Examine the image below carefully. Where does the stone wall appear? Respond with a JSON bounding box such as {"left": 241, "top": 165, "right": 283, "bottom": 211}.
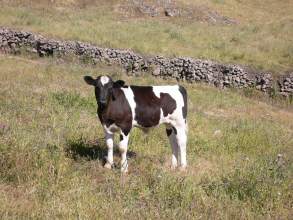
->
{"left": 0, "top": 27, "right": 292, "bottom": 97}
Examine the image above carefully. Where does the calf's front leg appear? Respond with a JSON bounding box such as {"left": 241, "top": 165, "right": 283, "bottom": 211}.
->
{"left": 104, "top": 132, "right": 114, "bottom": 169}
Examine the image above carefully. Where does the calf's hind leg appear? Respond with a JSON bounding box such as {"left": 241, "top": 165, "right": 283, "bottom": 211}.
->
{"left": 119, "top": 132, "right": 129, "bottom": 173}
{"left": 175, "top": 125, "right": 187, "bottom": 170}
{"left": 166, "top": 126, "right": 179, "bottom": 170}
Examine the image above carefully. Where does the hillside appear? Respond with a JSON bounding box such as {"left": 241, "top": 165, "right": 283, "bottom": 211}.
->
{"left": 0, "top": 0, "right": 292, "bottom": 73}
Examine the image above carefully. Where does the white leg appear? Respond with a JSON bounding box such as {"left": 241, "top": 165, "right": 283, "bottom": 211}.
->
{"left": 166, "top": 127, "right": 179, "bottom": 169}
{"left": 175, "top": 126, "right": 187, "bottom": 170}
{"left": 119, "top": 132, "right": 129, "bottom": 173}
{"left": 104, "top": 132, "right": 114, "bottom": 169}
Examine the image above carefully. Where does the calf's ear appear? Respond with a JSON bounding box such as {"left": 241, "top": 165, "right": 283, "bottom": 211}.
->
{"left": 114, "top": 80, "right": 125, "bottom": 88}
{"left": 84, "top": 76, "right": 96, "bottom": 86}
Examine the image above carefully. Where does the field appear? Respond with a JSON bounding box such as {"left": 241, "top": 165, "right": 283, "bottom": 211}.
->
{"left": 0, "top": 55, "right": 292, "bottom": 219}
{"left": 0, "top": 0, "right": 293, "bottom": 219}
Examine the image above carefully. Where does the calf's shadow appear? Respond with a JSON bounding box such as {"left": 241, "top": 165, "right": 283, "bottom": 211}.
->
{"left": 65, "top": 138, "right": 136, "bottom": 165}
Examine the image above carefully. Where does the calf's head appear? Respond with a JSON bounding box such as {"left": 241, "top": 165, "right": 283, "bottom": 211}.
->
{"left": 84, "top": 75, "right": 125, "bottom": 106}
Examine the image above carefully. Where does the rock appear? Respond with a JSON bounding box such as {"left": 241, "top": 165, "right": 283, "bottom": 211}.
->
{"left": 213, "top": 129, "right": 222, "bottom": 137}
{"left": 152, "top": 66, "right": 161, "bottom": 76}
{"left": 276, "top": 153, "right": 286, "bottom": 168}
{"left": 165, "top": 8, "right": 179, "bottom": 17}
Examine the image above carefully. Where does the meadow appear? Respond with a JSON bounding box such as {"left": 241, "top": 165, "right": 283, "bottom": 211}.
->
{"left": 0, "top": 0, "right": 293, "bottom": 219}
{"left": 0, "top": 55, "right": 292, "bottom": 219}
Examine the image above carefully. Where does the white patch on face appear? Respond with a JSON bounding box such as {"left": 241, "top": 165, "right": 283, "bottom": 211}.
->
{"left": 100, "top": 76, "right": 110, "bottom": 85}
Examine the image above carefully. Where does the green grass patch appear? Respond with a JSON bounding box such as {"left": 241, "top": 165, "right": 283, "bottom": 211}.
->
{"left": 51, "top": 91, "right": 95, "bottom": 109}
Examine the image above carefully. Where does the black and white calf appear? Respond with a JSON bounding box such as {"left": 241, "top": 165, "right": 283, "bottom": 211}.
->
{"left": 84, "top": 75, "right": 188, "bottom": 172}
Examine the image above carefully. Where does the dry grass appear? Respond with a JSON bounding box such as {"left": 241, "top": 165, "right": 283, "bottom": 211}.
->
{"left": 0, "top": 54, "right": 292, "bottom": 219}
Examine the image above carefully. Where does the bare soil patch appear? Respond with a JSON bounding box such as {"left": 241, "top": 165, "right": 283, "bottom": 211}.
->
{"left": 116, "top": 0, "right": 238, "bottom": 24}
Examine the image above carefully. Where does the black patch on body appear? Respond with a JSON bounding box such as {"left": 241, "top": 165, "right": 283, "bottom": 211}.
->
{"left": 179, "top": 85, "right": 187, "bottom": 119}
{"left": 160, "top": 92, "right": 176, "bottom": 117}
{"left": 131, "top": 86, "right": 177, "bottom": 128}
{"left": 131, "top": 86, "right": 161, "bottom": 127}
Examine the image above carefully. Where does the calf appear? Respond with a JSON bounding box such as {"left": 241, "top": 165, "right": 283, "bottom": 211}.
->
{"left": 84, "top": 75, "right": 188, "bottom": 172}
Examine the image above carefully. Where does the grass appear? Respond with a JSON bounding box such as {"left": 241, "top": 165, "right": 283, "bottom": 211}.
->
{"left": 0, "top": 54, "right": 292, "bottom": 219}
{"left": 0, "top": 1, "right": 292, "bottom": 218}
{"left": 0, "top": 0, "right": 292, "bottom": 73}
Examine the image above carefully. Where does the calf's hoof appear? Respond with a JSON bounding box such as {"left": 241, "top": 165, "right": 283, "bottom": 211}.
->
{"left": 104, "top": 162, "right": 112, "bottom": 169}
{"left": 121, "top": 168, "right": 128, "bottom": 174}
{"left": 170, "top": 164, "right": 178, "bottom": 170}
{"left": 179, "top": 165, "right": 187, "bottom": 172}
{"left": 121, "top": 164, "right": 128, "bottom": 173}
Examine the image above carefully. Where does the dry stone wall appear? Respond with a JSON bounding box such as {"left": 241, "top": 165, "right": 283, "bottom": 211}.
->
{"left": 0, "top": 27, "right": 292, "bottom": 97}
